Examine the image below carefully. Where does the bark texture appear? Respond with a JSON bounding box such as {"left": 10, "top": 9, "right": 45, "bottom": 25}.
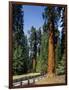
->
{"left": 47, "top": 22, "right": 55, "bottom": 77}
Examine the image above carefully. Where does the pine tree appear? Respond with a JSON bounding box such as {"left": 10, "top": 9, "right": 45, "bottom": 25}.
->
{"left": 12, "top": 4, "right": 29, "bottom": 75}
{"left": 61, "top": 7, "right": 67, "bottom": 75}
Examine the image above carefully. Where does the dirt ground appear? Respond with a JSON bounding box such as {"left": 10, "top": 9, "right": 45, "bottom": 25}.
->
{"left": 35, "top": 75, "right": 65, "bottom": 85}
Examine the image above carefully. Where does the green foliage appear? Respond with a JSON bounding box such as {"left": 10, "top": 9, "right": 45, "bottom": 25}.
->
{"left": 13, "top": 46, "right": 24, "bottom": 75}
{"left": 56, "top": 38, "right": 65, "bottom": 75}
{"left": 29, "top": 26, "right": 37, "bottom": 72}
{"left": 61, "top": 7, "right": 66, "bottom": 58}
{"left": 42, "top": 6, "right": 65, "bottom": 75}
{"left": 36, "top": 31, "right": 48, "bottom": 73}
{"left": 12, "top": 4, "right": 29, "bottom": 75}
{"left": 55, "top": 8, "right": 65, "bottom": 75}
{"left": 12, "top": 5, "right": 65, "bottom": 76}
{"left": 42, "top": 6, "right": 62, "bottom": 28}
{"left": 29, "top": 26, "right": 37, "bottom": 58}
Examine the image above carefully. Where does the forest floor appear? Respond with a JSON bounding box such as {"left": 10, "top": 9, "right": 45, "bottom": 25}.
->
{"left": 35, "top": 75, "right": 65, "bottom": 85}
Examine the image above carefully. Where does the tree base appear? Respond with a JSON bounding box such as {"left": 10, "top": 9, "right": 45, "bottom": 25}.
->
{"left": 46, "top": 73, "right": 56, "bottom": 79}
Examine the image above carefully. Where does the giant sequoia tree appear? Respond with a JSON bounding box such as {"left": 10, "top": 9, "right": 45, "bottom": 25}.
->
{"left": 29, "top": 26, "right": 37, "bottom": 72}
{"left": 42, "top": 6, "right": 62, "bottom": 77}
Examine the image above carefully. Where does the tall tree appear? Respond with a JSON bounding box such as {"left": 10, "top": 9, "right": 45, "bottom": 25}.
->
{"left": 61, "top": 7, "right": 67, "bottom": 74}
{"left": 29, "top": 26, "right": 37, "bottom": 72}
{"left": 37, "top": 28, "right": 41, "bottom": 56}
{"left": 61, "top": 7, "right": 66, "bottom": 58}
{"left": 56, "top": 37, "right": 62, "bottom": 75}
{"left": 42, "top": 6, "right": 62, "bottom": 77}
{"left": 36, "top": 26, "right": 49, "bottom": 73}
{"left": 12, "top": 4, "right": 29, "bottom": 75}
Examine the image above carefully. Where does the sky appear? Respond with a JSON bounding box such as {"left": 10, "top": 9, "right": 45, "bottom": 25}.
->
{"left": 23, "top": 5, "right": 62, "bottom": 39}
{"left": 23, "top": 5, "right": 44, "bottom": 36}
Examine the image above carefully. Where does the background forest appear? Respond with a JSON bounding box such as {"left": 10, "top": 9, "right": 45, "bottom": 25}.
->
{"left": 12, "top": 4, "right": 66, "bottom": 77}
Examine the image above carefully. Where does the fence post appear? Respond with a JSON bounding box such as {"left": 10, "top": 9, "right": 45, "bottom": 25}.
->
{"left": 33, "top": 78, "right": 35, "bottom": 84}
{"left": 28, "top": 79, "right": 29, "bottom": 85}
{"left": 20, "top": 81, "right": 22, "bottom": 86}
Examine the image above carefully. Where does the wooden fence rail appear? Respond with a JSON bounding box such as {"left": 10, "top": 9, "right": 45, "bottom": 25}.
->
{"left": 13, "top": 74, "right": 46, "bottom": 87}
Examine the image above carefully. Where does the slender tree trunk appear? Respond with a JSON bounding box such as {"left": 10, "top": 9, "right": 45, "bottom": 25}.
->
{"left": 32, "top": 58, "right": 36, "bottom": 72}
{"left": 47, "top": 22, "right": 55, "bottom": 77}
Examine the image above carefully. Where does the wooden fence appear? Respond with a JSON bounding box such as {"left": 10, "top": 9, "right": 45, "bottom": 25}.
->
{"left": 13, "top": 73, "right": 46, "bottom": 87}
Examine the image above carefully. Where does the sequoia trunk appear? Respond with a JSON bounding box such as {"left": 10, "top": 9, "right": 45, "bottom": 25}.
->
{"left": 47, "top": 22, "right": 55, "bottom": 77}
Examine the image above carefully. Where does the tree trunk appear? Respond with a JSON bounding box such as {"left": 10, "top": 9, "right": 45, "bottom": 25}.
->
{"left": 32, "top": 58, "right": 36, "bottom": 72}
{"left": 47, "top": 22, "right": 55, "bottom": 77}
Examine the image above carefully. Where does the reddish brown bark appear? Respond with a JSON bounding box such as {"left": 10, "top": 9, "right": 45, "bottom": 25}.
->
{"left": 47, "top": 22, "right": 55, "bottom": 77}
